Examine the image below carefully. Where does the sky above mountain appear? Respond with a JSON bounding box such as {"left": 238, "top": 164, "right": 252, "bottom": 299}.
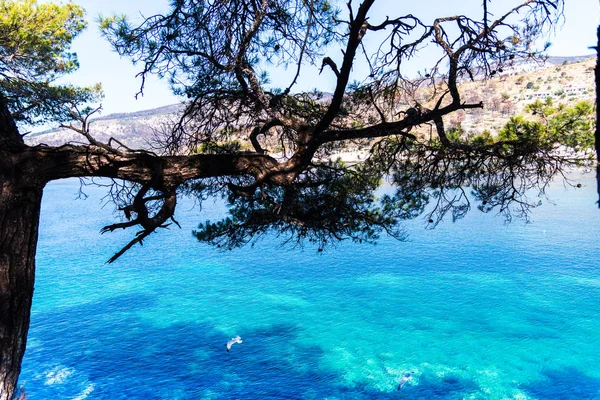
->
{"left": 58, "top": 0, "right": 599, "bottom": 116}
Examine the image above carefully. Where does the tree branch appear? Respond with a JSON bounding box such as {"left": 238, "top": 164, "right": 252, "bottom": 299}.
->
{"left": 320, "top": 102, "right": 483, "bottom": 143}
{"left": 34, "top": 145, "right": 280, "bottom": 186}
{"left": 314, "top": 0, "right": 376, "bottom": 134}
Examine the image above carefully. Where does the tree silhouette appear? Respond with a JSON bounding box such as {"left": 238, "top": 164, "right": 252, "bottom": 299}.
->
{"left": 2, "top": 0, "right": 593, "bottom": 398}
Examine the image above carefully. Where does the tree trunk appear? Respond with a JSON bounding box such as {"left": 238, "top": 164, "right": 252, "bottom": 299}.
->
{"left": 0, "top": 159, "right": 44, "bottom": 399}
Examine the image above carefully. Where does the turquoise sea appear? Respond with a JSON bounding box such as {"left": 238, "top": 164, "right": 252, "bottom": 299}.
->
{"left": 18, "top": 174, "right": 600, "bottom": 399}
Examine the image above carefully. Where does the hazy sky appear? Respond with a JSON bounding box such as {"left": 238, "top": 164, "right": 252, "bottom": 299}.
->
{"left": 60, "top": 0, "right": 599, "bottom": 116}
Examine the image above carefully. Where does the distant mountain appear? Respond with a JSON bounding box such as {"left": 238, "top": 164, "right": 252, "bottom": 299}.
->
{"left": 93, "top": 103, "right": 183, "bottom": 122}
{"left": 26, "top": 56, "right": 596, "bottom": 149}
{"left": 545, "top": 55, "right": 595, "bottom": 65}
{"left": 26, "top": 103, "right": 184, "bottom": 148}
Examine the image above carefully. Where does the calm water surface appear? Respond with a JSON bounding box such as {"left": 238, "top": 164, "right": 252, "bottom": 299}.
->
{"left": 18, "top": 175, "right": 600, "bottom": 399}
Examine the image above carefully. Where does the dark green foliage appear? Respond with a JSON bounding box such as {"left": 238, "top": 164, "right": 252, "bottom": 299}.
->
{"left": 194, "top": 162, "right": 405, "bottom": 250}
{"left": 0, "top": 0, "right": 101, "bottom": 125}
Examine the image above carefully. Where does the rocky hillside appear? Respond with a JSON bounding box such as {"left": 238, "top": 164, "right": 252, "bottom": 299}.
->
{"left": 26, "top": 103, "right": 182, "bottom": 148}
{"left": 446, "top": 56, "right": 596, "bottom": 136}
{"left": 26, "top": 56, "right": 596, "bottom": 149}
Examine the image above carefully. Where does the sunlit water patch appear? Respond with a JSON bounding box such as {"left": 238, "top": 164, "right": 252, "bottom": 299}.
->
{"left": 17, "top": 175, "right": 600, "bottom": 399}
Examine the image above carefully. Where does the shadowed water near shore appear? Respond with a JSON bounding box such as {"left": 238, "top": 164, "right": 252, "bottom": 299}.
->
{"left": 18, "top": 175, "right": 600, "bottom": 399}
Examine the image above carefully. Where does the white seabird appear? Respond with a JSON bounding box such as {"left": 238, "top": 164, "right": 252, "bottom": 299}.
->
{"left": 226, "top": 336, "right": 242, "bottom": 353}
{"left": 397, "top": 372, "right": 413, "bottom": 390}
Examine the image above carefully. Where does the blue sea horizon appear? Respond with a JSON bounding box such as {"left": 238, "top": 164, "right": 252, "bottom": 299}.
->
{"left": 18, "top": 173, "right": 600, "bottom": 399}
